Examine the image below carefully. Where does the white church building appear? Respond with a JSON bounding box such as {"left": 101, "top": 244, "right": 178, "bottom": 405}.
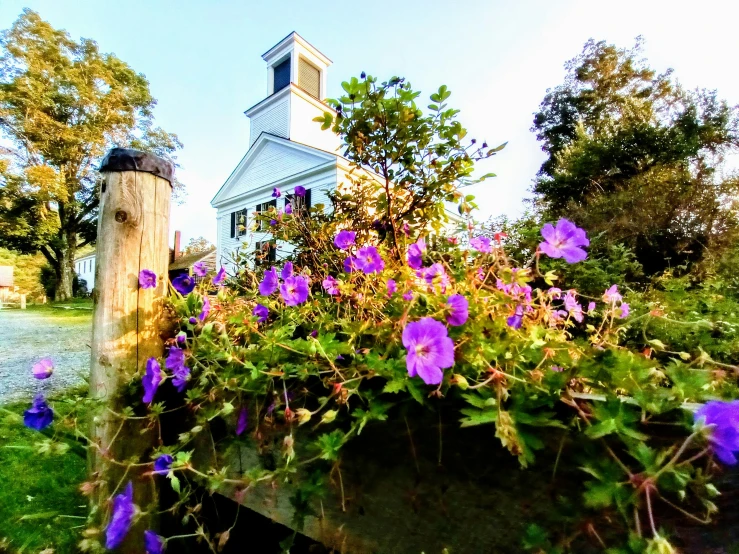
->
{"left": 211, "top": 32, "right": 348, "bottom": 271}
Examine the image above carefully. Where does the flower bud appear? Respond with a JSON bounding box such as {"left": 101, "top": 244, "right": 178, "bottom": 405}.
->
{"left": 321, "top": 410, "right": 338, "bottom": 425}
{"left": 450, "top": 374, "right": 469, "bottom": 389}
{"left": 295, "top": 408, "right": 312, "bottom": 425}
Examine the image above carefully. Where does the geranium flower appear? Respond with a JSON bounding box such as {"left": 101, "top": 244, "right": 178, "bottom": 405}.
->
{"left": 253, "top": 304, "right": 269, "bottom": 322}
{"left": 446, "top": 294, "right": 469, "bottom": 326}
{"left": 294, "top": 186, "right": 306, "bottom": 197}
{"left": 192, "top": 262, "right": 208, "bottom": 277}
{"left": 153, "top": 454, "right": 173, "bottom": 475}
{"left": 402, "top": 318, "right": 455, "bottom": 385}
{"left": 258, "top": 267, "right": 279, "bottom": 296}
{"left": 166, "top": 348, "right": 190, "bottom": 392}
{"left": 387, "top": 279, "right": 397, "bottom": 296}
{"left": 343, "top": 256, "right": 358, "bottom": 273}
{"left": 323, "top": 276, "right": 340, "bottom": 295}
{"left": 281, "top": 262, "right": 294, "bottom": 279}
{"left": 695, "top": 400, "right": 739, "bottom": 465}
{"left": 280, "top": 275, "right": 310, "bottom": 306}
{"left": 176, "top": 332, "right": 187, "bottom": 344}
{"left": 355, "top": 246, "right": 385, "bottom": 274}
{"left": 188, "top": 317, "right": 197, "bottom": 325}
{"left": 269, "top": 219, "right": 277, "bottom": 226}
{"left": 272, "top": 187, "right": 281, "bottom": 198}
{"left": 547, "top": 287, "right": 562, "bottom": 299}
{"left": 212, "top": 266, "right": 226, "bottom": 286}
{"left": 470, "top": 236, "right": 492, "bottom": 253}
{"left": 334, "top": 230, "right": 356, "bottom": 250}
{"left": 418, "top": 263, "right": 451, "bottom": 293}
{"left": 564, "top": 290, "right": 584, "bottom": 323}
{"left": 198, "top": 295, "right": 210, "bottom": 322}
{"left": 285, "top": 203, "right": 293, "bottom": 215}
{"left": 139, "top": 269, "right": 157, "bottom": 289}
{"left": 507, "top": 305, "right": 524, "bottom": 330}
{"left": 619, "top": 303, "right": 630, "bottom": 319}
{"left": 539, "top": 219, "right": 589, "bottom": 263}
{"left": 603, "top": 285, "right": 622, "bottom": 304}
{"left": 142, "top": 358, "right": 163, "bottom": 404}
{"left": 32, "top": 357, "right": 54, "bottom": 380}
{"left": 407, "top": 238, "right": 426, "bottom": 270}
{"left": 403, "top": 290, "right": 414, "bottom": 301}
{"left": 236, "top": 408, "right": 248, "bottom": 436}
{"left": 105, "top": 482, "right": 136, "bottom": 549}
{"left": 23, "top": 394, "right": 53, "bottom": 431}
{"left": 402, "top": 222, "right": 410, "bottom": 236}
{"left": 144, "top": 530, "right": 165, "bottom": 554}
{"left": 172, "top": 274, "right": 195, "bottom": 295}
{"left": 587, "top": 301, "right": 596, "bottom": 313}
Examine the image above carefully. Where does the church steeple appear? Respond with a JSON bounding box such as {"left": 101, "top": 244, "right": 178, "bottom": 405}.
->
{"left": 244, "top": 32, "right": 338, "bottom": 152}
{"left": 262, "top": 32, "right": 331, "bottom": 100}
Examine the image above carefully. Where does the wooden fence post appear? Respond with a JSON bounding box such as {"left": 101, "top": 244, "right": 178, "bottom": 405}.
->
{"left": 90, "top": 148, "right": 173, "bottom": 551}
{"left": 20, "top": 294, "right": 26, "bottom": 310}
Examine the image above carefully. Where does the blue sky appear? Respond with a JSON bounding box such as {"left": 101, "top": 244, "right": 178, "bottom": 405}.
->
{"left": 1, "top": 0, "right": 738, "bottom": 248}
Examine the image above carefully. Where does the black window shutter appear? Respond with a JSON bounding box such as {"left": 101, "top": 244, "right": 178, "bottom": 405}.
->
{"left": 273, "top": 58, "right": 291, "bottom": 93}
{"left": 268, "top": 242, "right": 276, "bottom": 263}
{"left": 269, "top": 199, "right": 277, "bottom": 209}
{"left": 230, "top": 212, "right": 235, "bottom": 238}
{"left": 305, "top": 188, "right": 312, "bottom": 210}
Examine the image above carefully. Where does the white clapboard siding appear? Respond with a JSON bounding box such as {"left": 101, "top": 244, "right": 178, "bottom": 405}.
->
{"left": 249, "top": 94, "right": 289, "bottom": 146}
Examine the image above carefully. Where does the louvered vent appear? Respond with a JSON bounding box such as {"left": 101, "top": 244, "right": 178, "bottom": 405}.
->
{"left": 299, "top": 58, "right": 320, "bottom": 99}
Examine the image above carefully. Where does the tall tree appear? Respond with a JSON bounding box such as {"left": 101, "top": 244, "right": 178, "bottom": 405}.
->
{"left": 0, "top": 10, "right": 182, "bottom": 300}
{"left": 532, "top": 38, "right": 739, "bottom": 275}
{"left": 183, "top": 236, "right": 214, "bottom": 255}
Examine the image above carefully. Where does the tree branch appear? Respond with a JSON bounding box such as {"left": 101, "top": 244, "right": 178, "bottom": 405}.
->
{"left": 39, "top": 245, "right": 58, "bottom": 265}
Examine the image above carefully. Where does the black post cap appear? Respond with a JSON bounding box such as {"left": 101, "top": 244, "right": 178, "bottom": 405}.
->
{"left": 99, "top": 148, "right": 175, "bottom": 184}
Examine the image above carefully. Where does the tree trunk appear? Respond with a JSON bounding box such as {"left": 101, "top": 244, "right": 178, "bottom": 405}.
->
{"left": 53, "top": 237, "right": 77, "bottom": 301}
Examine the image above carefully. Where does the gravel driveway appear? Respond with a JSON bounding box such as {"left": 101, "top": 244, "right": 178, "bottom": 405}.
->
{"left": 0, "top": 309, "right": 92, "bottom": 403}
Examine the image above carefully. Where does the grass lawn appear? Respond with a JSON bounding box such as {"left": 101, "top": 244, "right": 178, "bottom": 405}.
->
{"left": 0, "top": 389, "right": 89, "bottom": 553}
{"left": 24, "top": 298, "right": 93, "bottom": 319}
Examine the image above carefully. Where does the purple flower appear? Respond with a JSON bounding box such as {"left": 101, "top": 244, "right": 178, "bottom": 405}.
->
{"left": 603, "top": 285, "right": 622, "bottom": 304}
{"left": 547, "top": 287, "right": 562, "bottom": 299}
{"left": 253, "top": 303, "right": 269, "bottom": 322}
{"left": 269, "top": 219, "right": 277, "bottom": 226}
{"left": 695, "top": 400, "right": 739, "bottom": 465}
{"left": 285, "top": 203, "right": 293, "bottom": 215}
{"left": 587, "top": 301, "right": 596, "bottom": 313}
{"left": 470, "top": 236, "right": 492, "bottom": 253}
{"left": 166, "top": 347, "right": 190, "bottom": 392}
{"left": 551, "top": 365, "right": 564, "bottom": 372}
{"left": 387, "top": 279, "right": 397, "bottom": 296}
{"left": 172, "top": 274, "right": 195, "bottom": 295}
{"left": 23, "top": 394, "right": 53, "bottom": 431}
{"left": 294, "top": 186, "right": 306, "bottom": 197}
{"left": 418, "top": 263, "right": 451, "bottom": 293}
{"left": 563, "top": 290, "right": 583, "bottom": 323}
{"left": 272, "top": 187, "right": 281, "bottom": 198}
{"left": 192, "top": 262, "right": 208, "bottom": 277}
{"left": 446, "top": 294, "right": 469, "bottom": 326}
{"left": 212, "top": 266, "right": 226, "bottom": 286}
{"left": 323, "top": 276, "right": 340, "bottom": 295}
{"left": 144, "top": 530, "right": 165, "bottom": 554}
{"left": 176, "top": 332, "right": 187, "bottom": 344}
{"left": 259, "top": 267, "right": 279, "bottom": 296}
{"left": 142, "top": 358, "right": 163, "bottom": 404}
{"left": 407, "top": 238, "right": 426, "bottom": 270}
{"left": 139, "top": 269, "right": 157, "bottom": 289}
{"left": 539, "top": 219, "right": 589, "bottom": 263}
{"left": 402, "top": 223, "right": 410, "bottom": 236}
{"left": 280, "top": 275, "right": 310, "bottom": 306}
{"left": 310, "top": 330, "right": 318, "bottom": 338}
{"left": 153, "top": 454, "right": 173, "bottom": 475}
{"left": 507, "top": 305, "right": 524, "bottom": 330}
{"left": 402, "top": 318, "right": 455, "bottom": 385}
{"left": 281, "top": 262, "right": 294, "bottom": 279}
{"left": 236, "top": 408, "right": 248, "bottom": 436}
{"left": 343, "top": 256, "right": 358, "bottom": 273}
{"left": 188, "top": 317, "right": 197, "bottom": 325}
{"left": 619, "top": 303, "right": 630, "bottom": 319}
{"left": 32, "top": 357, "right": 54, "bottom": 380}
{"left": 334, "top": 230, "right": 356, "bottom": 250}
{"left": 105, "top": 482, "right": 136, "bottom": 549}
{"left": 403, "top": 290, "right": 414, "bottom": 301}
{"left": 355, "top": 246, "right": 385, "bottom": 274}
{"left": 198, "top": 295, "right": 210, "bottom": 322}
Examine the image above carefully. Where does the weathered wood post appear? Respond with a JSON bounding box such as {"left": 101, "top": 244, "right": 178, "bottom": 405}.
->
{"left": 20, "top": 294, "right": 26, "bottom": 310}
{"left": 90, "top": 148, "right": 173, "bottom": 551}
